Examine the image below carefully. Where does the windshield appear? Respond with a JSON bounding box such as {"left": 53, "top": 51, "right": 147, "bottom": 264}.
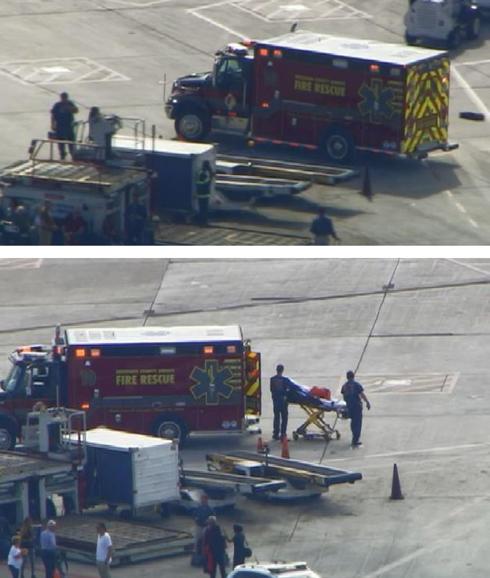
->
{"left": 3, "top": 363, "right": 25, "bottom": 393}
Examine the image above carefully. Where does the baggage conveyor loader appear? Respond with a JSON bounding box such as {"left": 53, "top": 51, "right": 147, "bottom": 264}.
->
{"left": 206, "top": 451, "right": 362, "bottom": 500}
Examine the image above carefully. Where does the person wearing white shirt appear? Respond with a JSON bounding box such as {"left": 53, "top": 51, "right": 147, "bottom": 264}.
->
{"left": 95, "top": 523, "right": 113, "bottom": 578}
{"left": 8, "top": 536, "right": 23, "bottom": 578}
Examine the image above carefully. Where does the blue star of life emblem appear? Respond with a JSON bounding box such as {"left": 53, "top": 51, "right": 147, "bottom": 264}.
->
{"left": 359, "top": 80, "right": 395, "bottom": 123}
{"left": 190, "top": 360, "right": 234, "bottom": 405}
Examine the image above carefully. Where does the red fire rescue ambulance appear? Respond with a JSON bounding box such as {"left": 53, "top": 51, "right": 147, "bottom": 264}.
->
{"left": 0, "top": 325, "right": 261, "bottom": 449}
{"left": 165, "top": 31, "right": 456, "bottom": 162}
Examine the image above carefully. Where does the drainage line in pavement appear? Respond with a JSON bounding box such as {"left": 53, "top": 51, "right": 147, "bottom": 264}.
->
{"left": 319, "top": 259, "right": 400, "bottom": 465}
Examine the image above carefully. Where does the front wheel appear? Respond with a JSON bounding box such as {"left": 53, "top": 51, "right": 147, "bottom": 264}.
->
{"left": 0, "top": 420, "right": 16, "bottom": 450}
{"left": 175, "top": 110, "right": 210, "bottom": 141}
{"left": 322, "top": 129, "right": 355, "bottom": 164}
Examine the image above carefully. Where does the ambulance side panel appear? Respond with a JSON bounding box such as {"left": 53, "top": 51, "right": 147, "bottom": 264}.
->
{"left": 250, "top": 45, "right": 405, "bottom": 153}
{"left": 65, "top": 341, "right": 246, "bottom": 436}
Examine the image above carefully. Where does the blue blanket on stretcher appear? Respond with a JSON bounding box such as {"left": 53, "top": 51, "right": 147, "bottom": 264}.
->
{"left": 287, "top": 379, "right": 347, "bottom": 414}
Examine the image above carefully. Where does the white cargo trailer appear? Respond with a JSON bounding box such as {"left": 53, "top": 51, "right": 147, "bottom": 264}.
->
{"left": 82, "top": 428, "right": 180, "bottom": 511}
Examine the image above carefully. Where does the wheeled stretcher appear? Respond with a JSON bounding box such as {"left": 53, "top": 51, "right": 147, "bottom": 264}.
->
{"left": 287, "top": 380, "right": 348, "bottom": 442}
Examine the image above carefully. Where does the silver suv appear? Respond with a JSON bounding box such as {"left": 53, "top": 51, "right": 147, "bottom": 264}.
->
{"left": 227, "top": 562, "right": 322, "bottom": 578}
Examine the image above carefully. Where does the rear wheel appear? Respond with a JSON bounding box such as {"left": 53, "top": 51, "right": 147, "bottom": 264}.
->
{"left": 154, "top": 415, "right": 188, "bottom": 444}
{"left": 175, "top": 109, "right": 210, "bottom": 141}
{"left": 467, "top": 16, "right": 480, "bottom": 40}
{"left": 447, "top": 28, "right": 463, "bottom": 49}
{"left": 322, "top": 129, "right": 355, "bottom": 164}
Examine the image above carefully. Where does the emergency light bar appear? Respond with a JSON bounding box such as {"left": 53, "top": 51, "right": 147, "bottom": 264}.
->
{"left": 227, "top": 43, "right": 248, "bottom": 56}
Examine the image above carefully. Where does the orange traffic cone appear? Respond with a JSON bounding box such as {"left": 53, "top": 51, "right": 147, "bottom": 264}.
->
{"left": 390, "top": 463, "right": 404, "bottom": 500}
{"left": 360, "top": 166, "right": 373, "bottom": 201}
{"left": 281, "top": 436, "right": 290, "bottom": 459}
{"left": 256, "top": 436, "right": 264, "bottom": 453}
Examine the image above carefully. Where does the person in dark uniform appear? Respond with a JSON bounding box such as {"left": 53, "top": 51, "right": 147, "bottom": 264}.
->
{"left": 270, "top": 364, "right": 293, "bottom": 440}
{"left": 310, "top": 207, "right": 340, "bottom": 245}
{"left": 195, "top": 161, "right": 214, "bottom": 226}
{"left": 228, "top": 524, "right": 249, "bottom": 569}
{"left": 341, "top": 370, "right": 371, "bottom": 447}
{"left": 50, "top": 92, "right": 78, "bottom": 160}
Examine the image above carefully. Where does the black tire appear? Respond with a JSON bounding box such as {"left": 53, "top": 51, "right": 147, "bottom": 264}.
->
{"left": 175, "top": 109, "right": 210, "bottom": 141}
{"left": 467, "top": 16, "right": 480, "bottom": 40}
{"left": 153, "top": 415, "right": 188, "bottom": 443}
{"left": 321, "top": 128, "right": 355, "bottom": 163}
{"left": 405, "top": 33, "right": 416, "bottom": 46}
{"left": 0, "top": 419, "right": 16, "bottom": 450}
{"left": 447, "top": 28, "right": 463, "bottom": 49}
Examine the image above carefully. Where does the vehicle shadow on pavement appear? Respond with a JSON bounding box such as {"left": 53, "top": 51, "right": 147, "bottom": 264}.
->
{"left": 343, "top": 153, "right": 462, "bottom": 200}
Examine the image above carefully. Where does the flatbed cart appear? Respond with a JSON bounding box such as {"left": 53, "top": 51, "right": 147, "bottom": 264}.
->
{"left": 287, "top": 380, "right": 348, "bottom": 442}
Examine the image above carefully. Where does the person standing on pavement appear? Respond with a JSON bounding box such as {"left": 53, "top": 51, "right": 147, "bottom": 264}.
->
{"left": 270, "top": 364, "right": 293, "bottom": 440}
{"left": 40, "top": 520, "right": 57, "bottom": 578}
{"left": 195, "top": 160, "right": 214, "bottom": 227}
{"left": 192, "top": 494, "right": 215, "bottom": 565}
{"left": 310, "top": 207, "right": 340, "bottom": 245}
{"left": 95, "top": 523, "right": 112, "bottom": 578}
{"left": 341, "top": 370, "right": 371, "bottom": 447}
{"left": 8, "top": 536, "right": 24, "bottom": 578}
{"left": 202, "top": 516, "right": 227, "bottom": 578}
{"left": 228, "top": 524, "right": 249, "bottom": 569}
{"left": 50, "top": 92, "right": 78, "bottom": 160}
{"left": 19, "top": 517, "right": 36, "bottom": 578}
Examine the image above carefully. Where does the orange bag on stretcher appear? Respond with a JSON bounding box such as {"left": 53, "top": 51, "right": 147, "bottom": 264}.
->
{"left": 310, "top": 387, "right": 331, "bottom": 400}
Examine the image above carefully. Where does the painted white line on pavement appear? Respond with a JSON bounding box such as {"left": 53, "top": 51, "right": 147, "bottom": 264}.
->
{"left": 452, "top": 64, "right": 490, "bottom": 122}
{"left": 445, "top": 258, "right": 490, "bottom": 276}
{"left": 443, "top": 189, "right": 478, "bottom": 229}
{"left": 454, "top": 201, "right": 467, "bottom": 213}
{"left": 188, "top": 1, "right": 247, "bottom": 39}
{"left": 325, "top": 441, "right": 490, "bottom": 463}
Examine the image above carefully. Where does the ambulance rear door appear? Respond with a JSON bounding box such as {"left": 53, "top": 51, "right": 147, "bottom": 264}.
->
{"left": 401, "top": 54, "right": 450, "bottom": 156}
{"left": 244, "top": 350, "right": 261, "bottom": 416}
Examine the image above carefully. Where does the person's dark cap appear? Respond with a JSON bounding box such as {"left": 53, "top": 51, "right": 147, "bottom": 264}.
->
{"left": 346, "top": 370, "right": 355, "bottom": 379}
{"left": 60, "top": 92, "right": 68, "bottom": 98}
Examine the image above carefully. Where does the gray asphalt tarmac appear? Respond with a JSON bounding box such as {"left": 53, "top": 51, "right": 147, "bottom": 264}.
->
{"left": 1, "top": 258, "right": 490, "bottom": 577}
{"left": 1, "top": 1, "right": 490, "bottom": 243}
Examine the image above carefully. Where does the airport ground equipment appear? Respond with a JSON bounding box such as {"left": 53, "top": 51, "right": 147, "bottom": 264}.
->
{"left": 0, "top": 138, "right": 150, "bottom": 239}
{"left": 216, "top": 155, "right": 358, "bottom": 186}
{"left": 405, "top": 0, "right": 481, "bottom": 48}
{"left": 207, "top": 451, "right": 362, "bottom": 499}
{"left": 55, "top": 516, "right": 193, "bottom": 565}
{"left": 166, "top": 32, "right": 457, "bottom": 161}
{"left": 111, "top": 134, "right": 217, "bottom": 214}
{"left": 79, "top": 428, "right": 180, "bottom": 513}
{"left": 0, "top": 325, "right": 261, "bottom": 449}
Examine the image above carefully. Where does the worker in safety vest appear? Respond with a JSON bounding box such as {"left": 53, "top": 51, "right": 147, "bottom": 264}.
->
{"left": 195, "top": 160, "right": 214, "bottom": 226}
